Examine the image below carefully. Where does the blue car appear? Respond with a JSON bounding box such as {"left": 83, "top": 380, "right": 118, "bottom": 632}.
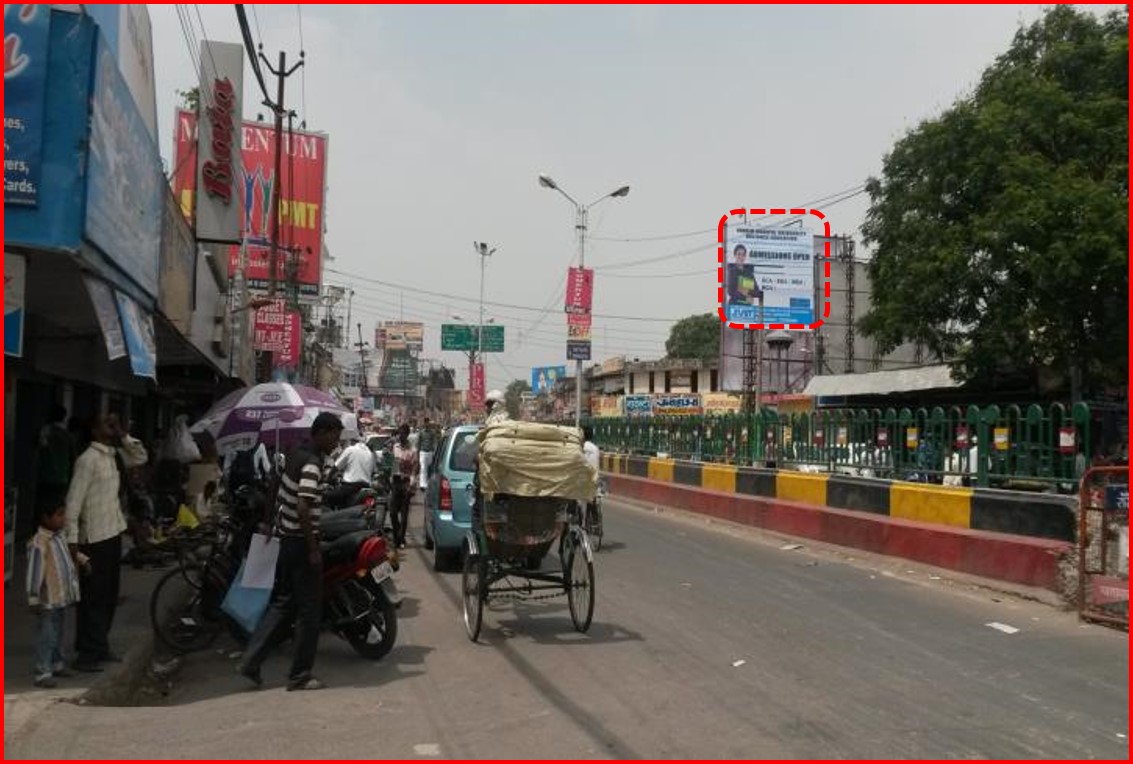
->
{"left": 423, "top": 425, "right": 482, "bottom": 571}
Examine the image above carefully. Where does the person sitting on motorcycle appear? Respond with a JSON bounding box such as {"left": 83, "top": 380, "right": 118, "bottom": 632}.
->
{"left": 485, "top": 389, "right": 510, "bottom": 426}
{"left": 326, "top": 434, "right": 375, "bottom": 509}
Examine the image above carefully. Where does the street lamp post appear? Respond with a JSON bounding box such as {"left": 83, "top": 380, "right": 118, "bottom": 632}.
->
{"left": 537, "top": 174, "right": 630, "bottom": 429}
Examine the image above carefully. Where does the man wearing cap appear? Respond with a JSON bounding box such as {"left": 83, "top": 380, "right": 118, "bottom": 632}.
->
{"left": 238, "top": 411, "right": 343, "bottom": 692}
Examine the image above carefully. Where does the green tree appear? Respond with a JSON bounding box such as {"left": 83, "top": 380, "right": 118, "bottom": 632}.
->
{"left": 859, "top": 6, "right": 1128, "bottom": 400}
{"left": 665, "top": 313, "right": 721, "bottom": 361}
{"left": 177, "top": 86, "right": 199, "bottom": 112}
{"left": 505, "top": 379, "right": 531, "bottom": 419}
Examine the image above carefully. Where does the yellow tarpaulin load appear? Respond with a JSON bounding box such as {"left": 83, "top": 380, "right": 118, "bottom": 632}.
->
{"left": 476, "top": 421, "right": 597, "bottom": 502}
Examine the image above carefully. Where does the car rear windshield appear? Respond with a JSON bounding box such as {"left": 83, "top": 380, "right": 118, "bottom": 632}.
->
{"left": 448, "top": 431, "right": 479, "bottom": 473}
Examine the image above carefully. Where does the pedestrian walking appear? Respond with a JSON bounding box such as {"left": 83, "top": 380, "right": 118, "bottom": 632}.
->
{"left": 417, "top": 417, "right": 438, "bottom": 490}
{"left": 390, "top": 424, "right": 419, "bottom": 549}
{"left": 27, "top": 498, "right": 87, "bottom": 687}
{"left": 237, "top": 412, "right": 344, "bottom": 692}
{"left": 64, "top": 413, "right": 129, "bottom": 672}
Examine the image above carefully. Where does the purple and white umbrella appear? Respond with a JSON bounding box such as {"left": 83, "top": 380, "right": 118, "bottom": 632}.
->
{"left": 191, "top": 382, "right": 357, "bottom": 456}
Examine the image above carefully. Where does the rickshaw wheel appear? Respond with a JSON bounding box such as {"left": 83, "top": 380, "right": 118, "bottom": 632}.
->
{"left": 462, "top": 549, "right": 485, "bottom": 642}
{"left": 564, "top": 528, "right": 595, "bottom": 633}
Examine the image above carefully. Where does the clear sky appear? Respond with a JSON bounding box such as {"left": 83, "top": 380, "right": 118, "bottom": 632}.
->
{"left": 150, "top": 4, "right": 1120, "bottom": 391}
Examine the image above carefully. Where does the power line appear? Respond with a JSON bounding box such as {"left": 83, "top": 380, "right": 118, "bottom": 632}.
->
{"left": 588, "top": 184, "right": 868, "bottom": 245}
{"left": 323, "top": 267, "right": 679, "bottom": 323}
{"left": 234, "top": 5, "right": 272, "bottom": 105}
{"left": 296, "top": 4, "right": 308, "bottom": 126}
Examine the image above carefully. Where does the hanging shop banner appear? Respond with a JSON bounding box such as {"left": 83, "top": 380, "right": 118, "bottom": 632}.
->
{"left": 4, "top": 252, "right": 27, "bottom": 357}
{"left": 195, "top": 40, "right": 244, "bottom": 244}
{"left": 172, "top": 109, "right": 329, "bottom": 298}
{"left": 653, "top": 394, "right": 702, "bottom": 417}
{"left": 468, "top": 362, "right": 485, "bottom": 409}
{"left": 253, "top": 299, "right": 302, "bottom": 366}
{"left": 565, "top": 267, "right": 594, "bottom": 314}
{"left": 84, "top": 276, "right": 127, "bottom": 360}
{"left": 567, "top": 312, "right": 592, "bottom": 341}
{"left": 531, "top": 366, "right": 566, "bottom": 394}
{"left": 114, "top": 291, "right": 157, "bottom": 379}
{"left": 3, "top": 5, "right": 51, "bottom": 206}
{"left": 625, "top": 394, "right": 653, "bottom": 417}
{"left": 566, "top": 340, "right": 591, "bottom": 361}
{"left": 87, "top": 37, "right": 163, "bottom": 299}
{"left": 724, "top": 224, "right": 814, "bottom": 326}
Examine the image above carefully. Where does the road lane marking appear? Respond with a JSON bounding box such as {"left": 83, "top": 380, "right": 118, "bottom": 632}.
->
{"left": 986, "top": 622, "right": 1020, "bottom": 634}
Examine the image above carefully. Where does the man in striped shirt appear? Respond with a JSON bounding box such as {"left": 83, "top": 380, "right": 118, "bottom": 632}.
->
{"left": 238, "top": 412, "right": 343, "bottom": 691}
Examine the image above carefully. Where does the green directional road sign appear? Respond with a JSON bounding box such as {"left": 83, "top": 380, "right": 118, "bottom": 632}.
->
{"left": 441, "top": 323, "right": 504, "bottom": 352}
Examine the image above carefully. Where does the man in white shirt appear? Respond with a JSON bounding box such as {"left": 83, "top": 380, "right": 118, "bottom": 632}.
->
{"left": 327, "top": 436, "right": 375, "bottom": 507}
{"left": 65, "top": 413, "right": 128, "bottom": 671}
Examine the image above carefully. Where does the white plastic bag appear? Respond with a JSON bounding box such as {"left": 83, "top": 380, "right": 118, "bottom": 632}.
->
{"left": 164, "top": 415, "right": 201, "bottom": 463}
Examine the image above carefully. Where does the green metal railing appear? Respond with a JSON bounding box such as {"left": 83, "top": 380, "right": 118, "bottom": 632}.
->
{"left": 585, "top": 403, "right": 1093, "bottom": 490}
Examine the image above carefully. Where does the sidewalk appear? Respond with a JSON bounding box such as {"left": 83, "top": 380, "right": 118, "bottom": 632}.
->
{"left": 4, "top": 550, "right": 164, "bottom": 745}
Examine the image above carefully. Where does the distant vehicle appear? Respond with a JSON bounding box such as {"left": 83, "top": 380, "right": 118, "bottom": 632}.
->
{"left": 423, "top": 424, "right": 482, "bottom": 571}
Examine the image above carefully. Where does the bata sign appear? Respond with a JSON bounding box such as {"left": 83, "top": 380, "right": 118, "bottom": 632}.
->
{"left": 201, "top": 77, "right": 236, "bottom": 204}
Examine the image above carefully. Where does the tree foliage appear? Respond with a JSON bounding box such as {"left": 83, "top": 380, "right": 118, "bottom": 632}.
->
{"left": 859, "top": 6, "right": 1128, "bottom": 398}
{"left": 505, "top": 379, "right": 531, "bottom": 419}
{"left": 665, "top": 313, "right": 721, "bottom": 361}
{"left": 177, "top": 86, "right": 199, "bottom": 112}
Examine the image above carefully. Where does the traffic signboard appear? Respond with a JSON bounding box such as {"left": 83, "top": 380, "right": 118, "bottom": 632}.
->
{"left": 441, "top": 323, "right": 504, "bottom": 352}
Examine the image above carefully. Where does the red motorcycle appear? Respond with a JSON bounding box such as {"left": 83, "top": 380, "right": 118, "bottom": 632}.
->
{"left": 316, "top": 510, "right": 400, "bottom": 659}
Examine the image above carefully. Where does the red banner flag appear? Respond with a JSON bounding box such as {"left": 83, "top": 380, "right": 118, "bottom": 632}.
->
{"left": 468, "top": 363, "right": 485, "bottom": 410}
{"left": 565, "top": 267, "right": 594, "bottom": 314}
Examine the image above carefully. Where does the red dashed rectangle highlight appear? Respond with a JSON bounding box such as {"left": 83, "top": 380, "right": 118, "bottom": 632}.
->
{"left": 716, "top": 208, "right": 831, "bottom": 331}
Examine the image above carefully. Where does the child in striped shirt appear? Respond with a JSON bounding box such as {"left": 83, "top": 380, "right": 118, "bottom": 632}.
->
{"left": 26, "top": 501, "right": 88, "bottom": 688}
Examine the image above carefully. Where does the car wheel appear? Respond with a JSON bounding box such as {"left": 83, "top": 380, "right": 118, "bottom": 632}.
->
{"left": 423, "top": 515, "right": 435, "bottom": 551}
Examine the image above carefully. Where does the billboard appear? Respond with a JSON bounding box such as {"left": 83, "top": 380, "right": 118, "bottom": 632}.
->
{"left": 653, "top": 394, "right": 702, "bottom": 417}
{"left": 80, "top": 4, "right": 158, "bottom": 142}
{"left": 87, "top": 36, "right": 164, "bottom": 299}
{"left": 195, "top": 41, "right": 243, "bottom": 244}
{"left": 565, "top": 267, "right": 594, "bottom": 314}
{"left": 172, "top": 109, "right": 329, "bottom": 298}
{"left": 468, "top": 362, "right": 485, "bottom": 409}
{"left": 625, "top": 394, "right": 653, "bottom": 417}
{"left": 115, "top": 291, "right": 157, "bottom": 379}
{"left": 3, "top": 5, "right": 50, "bottom": 206}
{"left": 724, "top": 225, "right": 814, "bottom": 326}
{"left": 703, "top": 392, "right": 742, "bottom": 414}
{"left": 253, "top": 299, "right": 302, "bottom": 367}
{"left": 567, "top": 312, "right": 592, "bottom": 341}
{"left": 531, "top": 365, "right": 567, "bottom": 394}
{"left": 441, "top": 323, "right": 504, "bottom": 352}
{"left": 377, "top": 321, "right": 424, "bottom": 352}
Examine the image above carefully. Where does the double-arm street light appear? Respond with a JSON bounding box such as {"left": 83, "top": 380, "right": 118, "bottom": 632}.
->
{"left": 537, "top": 174, "right": 630, "bottom": 429}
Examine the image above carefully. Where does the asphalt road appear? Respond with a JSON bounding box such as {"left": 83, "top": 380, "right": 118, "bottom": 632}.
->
{"left": 7, "top": 497, "right": 1128, "bottom": 759}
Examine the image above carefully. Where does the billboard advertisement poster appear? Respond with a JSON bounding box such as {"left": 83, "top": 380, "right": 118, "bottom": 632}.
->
{"left": 5, "top": 252, "right": 27, "bottom": 357}
{"left": 114, "top": 291, "right": 157, "bottom": 379}
{"left": 87, "top": 38, "right": 164, "bottom": 299}
{"left": 377, "top": 321, "right": 424, "bottom": 352}
{"left": 653, "top": 394, "right": 702, "bottom": 417}
{"left": 595, "top": 396, "right": 623, "bottom": 418}
{"left": 81, "top": 5, "right": 158, "bottom": 142}
{"left": 84, "top": 277, "right": 127, "bottom": 361}
{"left": 531, "top": 365, "right": 566, "bottom": 394}
{"left": 625, "top": 394, "right": 653, "bottom": 417}
{"left": 195, "top": 40, "right": 243, "bottom": 244}
{"left": 724, "top": 225, "right": 813, "bottom": 326}
{"left": 468, "top": 363, "right": 485, "bottom": 409}
{"left": 567, "top": 312, "right": 592, "bottom": 341}
{"left": 253, "top": 299, "right": 301, "bottom": 366}
{"left": 566, "top": 340, "right": 591, "bottom": 361}
{"left": 3, "top": 5, "right": 50, "bottom": 206}
{"left": 702, "top": 392, "right": 742, "bottom": 414}
{"left": 565, "top": 267, "right": 594, "bottom": 314}
{"left": 172, "top": 110, "right": 328, "bottom": 298}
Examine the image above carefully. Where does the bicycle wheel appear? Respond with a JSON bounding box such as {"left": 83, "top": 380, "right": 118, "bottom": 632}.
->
{"left": 462, "top": 548, "right": 485, "bottom": 642}
{"left": 149, "top": 565, "right": 224, "bottom": 654}
{"left": 587, "top": 503, "right": 604, "bottom": 553}
{"left": 564, "top": 528, "right": 595, "bottom": 633}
